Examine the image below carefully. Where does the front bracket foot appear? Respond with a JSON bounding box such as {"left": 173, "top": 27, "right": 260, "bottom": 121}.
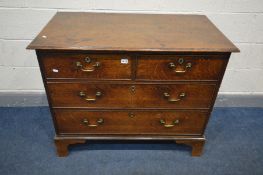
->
{"left": 54, "top": 138, "right": 86, "bottom": 157}
{"left": 176, "top": 139, "right": 205, "bottom": 156}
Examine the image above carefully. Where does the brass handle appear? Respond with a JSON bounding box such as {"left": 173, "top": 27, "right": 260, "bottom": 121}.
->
{"left": 82, "top": 118, "right": 104, "bottom": 127}
{"left": 168, "top": 62, "right": 192, "bottom": 73}
{"left": 79, "top": 91, "right": 102, "bottom": 102}
{"left": 160, "top": 119, "right": 179, "bottom": 128}
{"left": 163, "top": 92, "right": 186, "bottom": 102}
{"left": 76, "top": 61, "right": 100, "bottom": 72}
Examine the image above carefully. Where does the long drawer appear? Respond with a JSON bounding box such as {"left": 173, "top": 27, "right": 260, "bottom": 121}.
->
{"left": 47, "top": 83, "right": 216, "bottom": 109}
{"left": 54, "top": 110, "right": 209, "bottom": 135}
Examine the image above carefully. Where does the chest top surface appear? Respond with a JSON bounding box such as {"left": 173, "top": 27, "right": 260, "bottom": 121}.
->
{"left": 27, "top": 12, "right": 239, "bottom": 53}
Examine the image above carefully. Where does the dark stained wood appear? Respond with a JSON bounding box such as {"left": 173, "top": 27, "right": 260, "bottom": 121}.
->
{"left": 54, "top": 110, "right": 208, "bottom": 135}
{"left": 27, "top": 12, "right": 239, "bottom": 53}
{"left": 40, "top": 53, "right": 132, "bottom": 80}
{"left": 46, "top": 82, "right": 216, "bottom": 109}
{"left": 47, "top": 83, "right": 132, "bottom": 108}
{"left": 176, "top": 139, "right": 205, "bottom": 156}
{"left": 54, "top": 138, "right": 86, "bottom": 157}
{"left": 202, "top": 54, "right": 230, "bottom": 133}
{"left": 136, "top": 54, "right": 229, "bottom": 81}
{"left": 53, "top": 135, "right": 205, "bottom": 156}
{"left": 28, "top": 12, "right": 239, "bottom": 157}
{"left": 55, "top": 135, "right": 204, "bottom": 140}
{"left": 132, "top": 84, "right": 216, "bottom": 108}
{"left": 36, "top": 51, "right": 60, "bottom": 134}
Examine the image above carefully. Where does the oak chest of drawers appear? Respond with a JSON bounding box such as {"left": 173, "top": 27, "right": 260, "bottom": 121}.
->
{"left": 27, "top": 12, "right": 239, "bottom": 157}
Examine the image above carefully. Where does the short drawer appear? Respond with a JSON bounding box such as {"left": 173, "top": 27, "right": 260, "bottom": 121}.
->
{"left": 47, "top": 83, "right": 216, "bottom": 109}
{"left": 54, "top": 110, "right": 209, "bottom": 135}
{"left": 40, "top": 53, "right": 132, "bottom": 80}
{"left": 136, "top": 55, "right": 228, "bottom": 81}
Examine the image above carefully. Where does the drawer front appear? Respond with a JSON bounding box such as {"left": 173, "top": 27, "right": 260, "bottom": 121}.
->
{"left": 47, "top": 83, "right": 132, "bottom": 108}
{"left": 47, "top": 83, "right": 215, "bottom": 109}
{"left": 136, "top": 55, "right": 228, "bottom": 81}
{"left": 40, "top": 53, "right": 132, "bottom": 80}
{"left": 54, "top": 110, "right": 208, "bottom": 135}
{"left": 133, "top": 84, "right": 216, "bottom": 108}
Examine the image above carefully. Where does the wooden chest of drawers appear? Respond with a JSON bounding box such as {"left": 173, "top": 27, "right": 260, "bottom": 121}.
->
{"left": 27, "top": 12, "right": 239, "bottom": 157}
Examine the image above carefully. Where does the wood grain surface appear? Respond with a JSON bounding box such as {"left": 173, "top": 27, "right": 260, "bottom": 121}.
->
{"left": 27, "top": 12, "right": 239, "bottom": 52}
{"left": 136, "top": 54, "right": 229, "bottom": 81}
{"left": 29, "top": 12, "right": 238, "bottom": 156}
{"left": 54, "top": 110, "right": 209, "bottom": 135}
{"left": 46, "top": 82, "right": 216, "bottom": 109}
{"left": 40, "top": 53, "right": 132, "bottom": 80}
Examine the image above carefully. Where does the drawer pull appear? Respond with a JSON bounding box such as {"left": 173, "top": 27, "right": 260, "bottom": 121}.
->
{"left": 82, "top": 118, "right": 104, "bottom": 127}
{"left": 160, "top": 119, "right": 180, "bottom": 128}
{"left": 79, "top": 91, "right": 102, "bottom": 102}
{"left": 76, "top": 61, "right": 100, "bottom": 72}
{"left": 168, "top": 62, "right": 192, "bottom": 73}
{"left": 163, "top": 92, "right": 186, "bottom": 102}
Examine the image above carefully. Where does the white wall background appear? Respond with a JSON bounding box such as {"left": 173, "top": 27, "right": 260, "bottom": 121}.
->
{"left": 0, "top": 0, "right": 263, "bottom": 95}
